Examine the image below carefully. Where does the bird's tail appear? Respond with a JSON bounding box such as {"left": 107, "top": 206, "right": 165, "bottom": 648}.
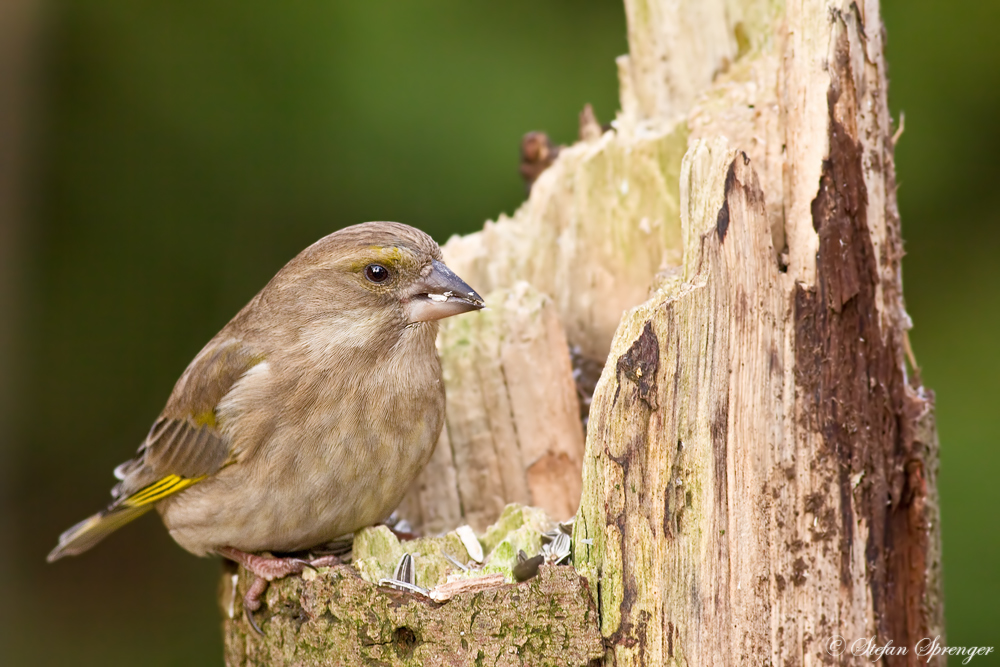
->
{"left": 47, "top": 505, "right": 153, "bottom": 562}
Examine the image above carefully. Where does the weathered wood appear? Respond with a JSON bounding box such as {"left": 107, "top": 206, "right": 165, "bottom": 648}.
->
{"left": 399, "top": 283, "right": 586, "bottom": 535}
{"left": 440, "top": 119, "right": 688, "bottom": 365}
{"left": 576, "top": 138, "right": 942, "bottom": 664}
{"left": 575, "top": 143, "right": 798, "bottom": 664}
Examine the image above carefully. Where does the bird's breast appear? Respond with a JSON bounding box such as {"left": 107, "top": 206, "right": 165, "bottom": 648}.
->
{"left": 162, "top": 327, "right": 446, "bottom": 555}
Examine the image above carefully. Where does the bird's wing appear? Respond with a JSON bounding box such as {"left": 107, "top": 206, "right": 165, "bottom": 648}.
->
{"left": 47, "top": 337, "right": 266, "bottom": 561}
{"left": 110, "top": 337, "right": 266, "bottom": 500}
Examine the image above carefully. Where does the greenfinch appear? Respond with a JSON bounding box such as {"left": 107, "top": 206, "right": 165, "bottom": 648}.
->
{"left": 48, "top": 221, "right": 483, "bottom": 618}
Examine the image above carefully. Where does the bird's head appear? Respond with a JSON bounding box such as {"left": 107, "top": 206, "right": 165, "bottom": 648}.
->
{"left": 259, "top": 222, "right": 484, "bottom": 348}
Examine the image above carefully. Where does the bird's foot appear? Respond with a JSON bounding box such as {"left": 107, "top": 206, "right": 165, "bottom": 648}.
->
{"left": 218, "top": 547, "right": 341, "bottom": 635}
{"left": 218, "top": 546, "right": 314, "bottom": 582}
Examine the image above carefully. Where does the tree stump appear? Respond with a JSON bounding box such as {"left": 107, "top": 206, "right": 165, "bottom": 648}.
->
{"left": 222, "top": 0, "right": 944, "bottom": 664}
{"left": 222, "top": 564, "right": 603, "bottom": 667}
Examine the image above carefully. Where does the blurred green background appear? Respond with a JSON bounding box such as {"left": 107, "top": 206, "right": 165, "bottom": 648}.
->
{"left": 2, "top": 0, "right": 997, "bottom": 664}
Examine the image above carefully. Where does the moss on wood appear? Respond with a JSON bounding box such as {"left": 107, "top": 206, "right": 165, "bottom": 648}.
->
{"left": 222, "top": 565, "right": 602, "bottom": 667}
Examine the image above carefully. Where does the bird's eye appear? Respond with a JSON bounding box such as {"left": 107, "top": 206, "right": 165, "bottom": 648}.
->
{"left": 364, "top": 264, "right": 391, "bottom": 284}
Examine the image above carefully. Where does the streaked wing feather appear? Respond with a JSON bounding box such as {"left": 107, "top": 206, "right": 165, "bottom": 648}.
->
{"left": 111, "top": 337, "right": 265, "bottom": 502}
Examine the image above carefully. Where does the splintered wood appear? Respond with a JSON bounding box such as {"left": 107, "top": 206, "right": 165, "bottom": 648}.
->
{"left": 440, "top": 122, "right": 688, "bottom": 365}
{"left": 576, "top": 135, "right": 941, "bottom": 665}
{"left": 398, "top": 283, "right": 586, "bottom": 534}
{"left": 576, "top": 143, "right": 788, "bottom": 664}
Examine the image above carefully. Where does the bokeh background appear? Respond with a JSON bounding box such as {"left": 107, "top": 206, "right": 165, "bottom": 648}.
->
{"left": 2, "top": 1, "right": 997, "bottom": 664}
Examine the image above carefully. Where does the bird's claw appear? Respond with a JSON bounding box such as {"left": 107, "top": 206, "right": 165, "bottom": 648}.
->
{"left": 242, "top": 576, "right": 269, "bottom": 636}
{"left": 290, "top": 557, "right": 314, "bottom": 572}
{"left": 244, "top": 602, "right": 265, "bottom": 636}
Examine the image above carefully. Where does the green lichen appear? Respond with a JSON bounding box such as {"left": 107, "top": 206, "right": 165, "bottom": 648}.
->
{"left": 402, "top": 531, "right": 470, "bottom": 588}
{"left": 479, "top": 503, "right": 553, "bottom": 555}
{"left": 483, "top": 523, "right": 545, "bottom": 577}
{"left": 351, "top": 525, "right": 404, "bottom": 583}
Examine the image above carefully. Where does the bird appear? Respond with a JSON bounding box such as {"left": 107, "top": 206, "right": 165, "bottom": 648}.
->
{"left": 47, "top": 221, "right": 484, "bottom": 627}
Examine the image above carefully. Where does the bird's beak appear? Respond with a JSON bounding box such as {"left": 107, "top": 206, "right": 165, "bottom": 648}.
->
{"left": 405, "top": 259, "right": 485, "bottom": 323}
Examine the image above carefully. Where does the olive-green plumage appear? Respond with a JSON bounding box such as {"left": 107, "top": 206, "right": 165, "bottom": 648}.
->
{"left": 48, "top": 221, "right": 483, "bottom": 562}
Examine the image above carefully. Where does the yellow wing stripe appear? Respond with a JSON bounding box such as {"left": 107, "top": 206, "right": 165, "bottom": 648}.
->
{"left": 121, "top": 474, "right": 205, "bottom": 508}
{"left": 126, "top": 475, "right": 176, "bottom": 502}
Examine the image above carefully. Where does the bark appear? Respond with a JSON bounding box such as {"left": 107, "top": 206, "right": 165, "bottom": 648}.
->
{"left": 223, "top": 564, "right": 603, "bottom": 667}
{"left": 222, "top": 0, "right": 944, "bottom": 664}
